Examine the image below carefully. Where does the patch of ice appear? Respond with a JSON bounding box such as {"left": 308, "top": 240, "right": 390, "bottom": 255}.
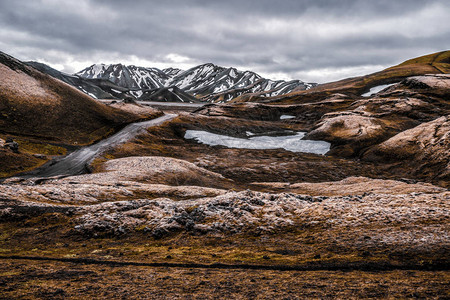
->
{"left": 185, "top": 130, "right": 330, "bottom": 155}
{"left": 361, "top": 83, "right": 398, "bottom": 97}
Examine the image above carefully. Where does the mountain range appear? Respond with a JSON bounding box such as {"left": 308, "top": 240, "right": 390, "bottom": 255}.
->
{"left": 27, "top": 62, "right": 315, "bottom": 103}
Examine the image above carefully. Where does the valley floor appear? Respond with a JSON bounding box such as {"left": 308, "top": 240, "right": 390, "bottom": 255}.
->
{"left": 1, "top": 104, "right": 449, "bottom": 298}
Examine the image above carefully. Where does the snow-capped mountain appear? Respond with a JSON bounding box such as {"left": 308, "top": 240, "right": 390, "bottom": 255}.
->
{"left": 166, "top": 63, "right": 314, "bottom": 102}
{"left": 75, "top": 63, "right": 315, "bottom": 102}
{"left": 27, "top": 62, "right": 315, "bottom": 103}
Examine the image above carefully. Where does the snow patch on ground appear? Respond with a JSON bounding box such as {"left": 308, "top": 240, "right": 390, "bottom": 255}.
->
{"left": 361, "top": 83, "right": 398, "bottom": 97}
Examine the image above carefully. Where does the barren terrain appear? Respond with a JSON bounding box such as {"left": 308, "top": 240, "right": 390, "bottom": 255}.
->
{"left": 0, "top": 51, "right": 449, "bottom": 298}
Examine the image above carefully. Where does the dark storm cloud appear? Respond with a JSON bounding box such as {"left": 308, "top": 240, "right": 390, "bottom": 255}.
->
{"left": 0, "top": 0, "right": 449, "bottom": 82}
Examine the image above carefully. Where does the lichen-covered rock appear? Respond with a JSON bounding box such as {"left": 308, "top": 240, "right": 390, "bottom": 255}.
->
{"left": 63, "top": 156, "right": 230, "bottom": 188}
{"left": 0, "top": 180, "right": 226, "bottom": 205}
{"left": 68, "top": 189, "right": 450, "bottom": 252}
{"left": 1, "top": 168, "right": 448, "bottom": 252}
{"left": 400, "top": 74, "right": 450, "bottom": 93}
{"left": 307, "top": 113, "right": 384, "bottom": 143}
{"left": 252, "top": 176, "right": 446, "bottom": 196}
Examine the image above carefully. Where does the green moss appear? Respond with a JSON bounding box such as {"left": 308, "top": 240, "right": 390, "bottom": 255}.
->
{"left": 14, "top": 138, "right": 67, "bottom": 156}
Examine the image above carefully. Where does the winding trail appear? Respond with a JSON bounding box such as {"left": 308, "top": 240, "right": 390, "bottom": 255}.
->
{"left": 27, "top": 114, "right": 177, "bottom": 178}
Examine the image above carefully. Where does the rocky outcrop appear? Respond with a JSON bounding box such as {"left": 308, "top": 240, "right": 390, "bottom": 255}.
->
{"left": 251, "top": 176, "right": 446, "bottom": 196}
{"left": 363, "top": 116, "right": 450, "bottom": 185}
{"left": 305, "top": 74, "right": 450, "bottom": 157}
{"left": 72, "top": 190, "right": 450, "bottom": 247}
{"left": 305, "top": 113, "right": 391, "bottom": 156}
{"left": 76, "top": 156, "right": 230, "bottom": 187}
{"left": 1, "top": 153, "right": 448, "bottom": 239}
{"left": 4, "top": 138, "right": 19, "bottom": 153}
{"left": 2, "top": 184, "right": 448, "bottom": 252}
{"left": 0, "top": 156, "right": 230, "bottom": 205}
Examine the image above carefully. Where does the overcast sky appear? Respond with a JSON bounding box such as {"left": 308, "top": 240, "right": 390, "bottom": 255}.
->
{"left": 0, "top": 0, "right": 449, "bottom": 83}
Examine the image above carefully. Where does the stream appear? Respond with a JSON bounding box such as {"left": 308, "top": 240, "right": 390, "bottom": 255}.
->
{"left": 25, "top": 114, "right": 177, "bottom": 178}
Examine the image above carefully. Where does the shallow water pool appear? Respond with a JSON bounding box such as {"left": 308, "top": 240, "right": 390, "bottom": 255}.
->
{"left": 184, "top": 130, "right": 330, "bottom": 155}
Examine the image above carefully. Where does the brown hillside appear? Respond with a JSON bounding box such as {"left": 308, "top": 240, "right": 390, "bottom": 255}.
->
{"left": 0, "top": 51, "right": 156, "bottom": 178}
{"left": 236, "top": 50, "right": 450, "bottom": 104}
{"left": 0, "top": 51, "right": 142, "bottom": 145}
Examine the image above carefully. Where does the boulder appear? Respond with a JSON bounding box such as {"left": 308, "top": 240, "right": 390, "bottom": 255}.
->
{"left": 4, "top": 138, "right": 19, "bottom": 153}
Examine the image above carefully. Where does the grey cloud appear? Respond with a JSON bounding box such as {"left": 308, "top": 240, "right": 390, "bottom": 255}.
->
{"left": 0, "top": 0, "right": 448, "bottom": 82}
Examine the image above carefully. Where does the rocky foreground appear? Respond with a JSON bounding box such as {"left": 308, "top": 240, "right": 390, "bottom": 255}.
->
{"left": 2, "top": 156, "right": 448, "bottom": 245}
{"left": 0, "top": 155, "right": 449, "bottom": 297}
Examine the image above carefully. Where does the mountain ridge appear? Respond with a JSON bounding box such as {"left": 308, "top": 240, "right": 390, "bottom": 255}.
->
{"left": 68, "top": 62, "right": 315, "bottom": 102}
{"left": 240, "top": 50, "right": 450, "bottom": 104}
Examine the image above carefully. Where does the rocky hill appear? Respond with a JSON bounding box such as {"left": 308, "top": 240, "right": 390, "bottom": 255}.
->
{"left": 0, "top": 53, "right": 143, "bottom": 144}
{"left": 0, "top": 51, "right": 154, "bottom": 177}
